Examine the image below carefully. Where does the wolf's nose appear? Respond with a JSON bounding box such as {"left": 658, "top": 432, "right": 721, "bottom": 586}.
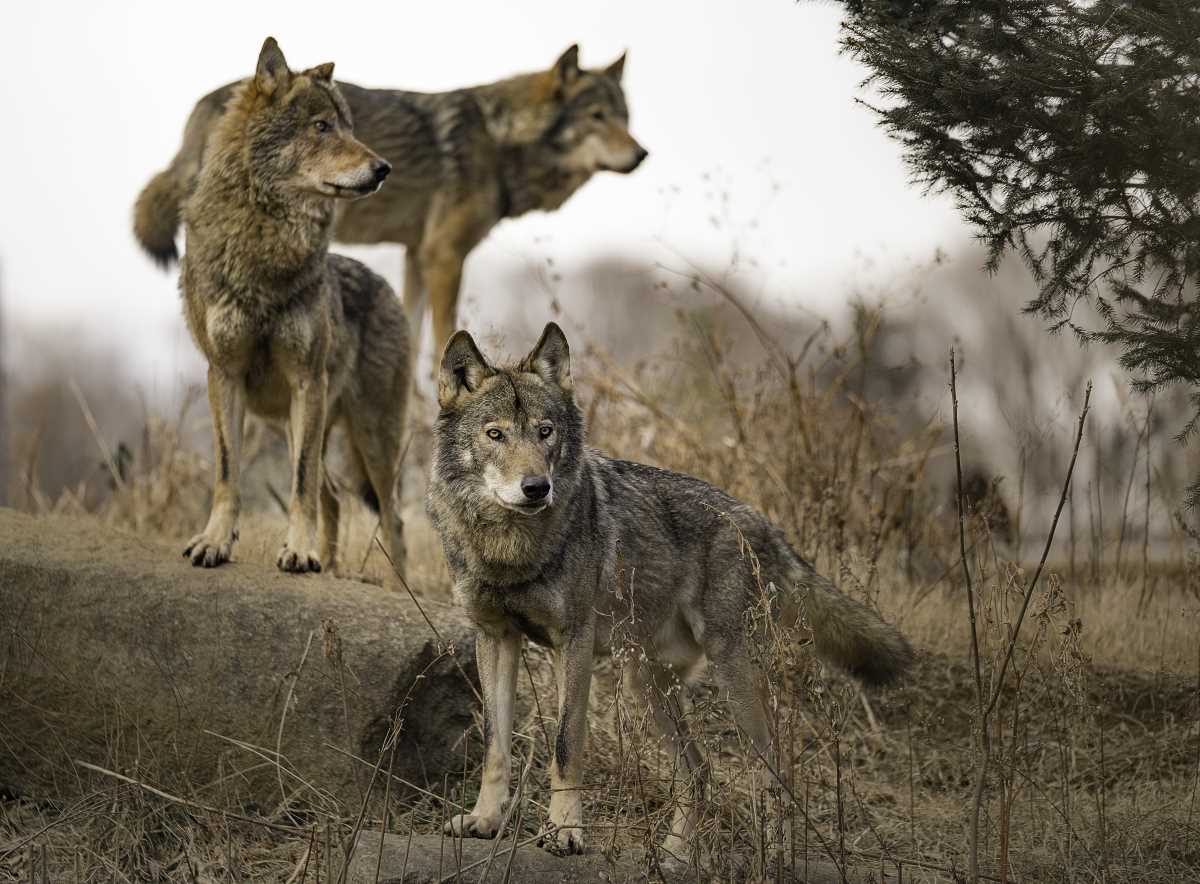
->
{"left": 373, "top": 160, "right": 391, "bottom": 183}
{"left": 632, "top": 146, "right": 648, "bottom": 168}
{"left": 521, "top": 475, "right": 551, "bottom": 501}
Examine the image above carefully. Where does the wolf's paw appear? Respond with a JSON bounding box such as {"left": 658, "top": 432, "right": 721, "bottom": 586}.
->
{"left": 658, "top": 833, "right": 692, "bottom": 869}
{"left": 539, "top": 823, "right": 585, "bottom": 856}
{"left": 183, "top": 530, "right": 237, "bottom": 568}
{"left": 277, "top": 546, "right": 322, "bottom": 574}
{"left": 444, "top": 813, "right": 502, "bottom": 839}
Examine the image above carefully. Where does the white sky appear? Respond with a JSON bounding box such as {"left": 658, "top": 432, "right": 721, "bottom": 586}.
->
{"left": 0, "top": 0, "right": 968, "bottom": 394}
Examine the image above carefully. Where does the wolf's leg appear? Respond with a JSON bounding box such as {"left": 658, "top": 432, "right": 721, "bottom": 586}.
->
{"left": 184, "top": 365, "right": 245, "bottom": 567}
{"left": 623, "top": 660, "right": 707, "bottom": 860}
{"left": 423, "top": 249, "right": 465, "bottom": 379}
{"left": 706, "top": 635, "right": 790, "bottom": 860}
{"left": 318, "top": 472, "right": 340, "bottom": 572}
{"left": 543, "top": 630, "right": 594, "bottom": 855}
{"left": 446, "top": 630, "right": 520, "bottom": 839}
{"left": 277, "top": 372, "right": 327, "bottom": 573}
{"left": 347, "top": 410, "right": 406, "bottom": 586}
{"left": 315, "top": 422, "right": 341, "bottom": 571}
{"left": 402, "top": 251, "right": 427, "bottom": 374}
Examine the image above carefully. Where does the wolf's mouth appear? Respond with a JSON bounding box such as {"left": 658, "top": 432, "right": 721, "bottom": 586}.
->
{"left": 495, "top": 496, "right": 549, "bottom": 516}
{"left": 325, "top": 181, "right": 379, "bottom": 198}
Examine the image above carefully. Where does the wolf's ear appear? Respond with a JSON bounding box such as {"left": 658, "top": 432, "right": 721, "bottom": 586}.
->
{"left": 438, "top": 331, "right": 494, "bottom": 408}
{"left": 255, "top": 37, "right": 291, "bottom": 97}
{"left": 307, "top": 62, "right": 335, "bottom": 83}
{"left": 604, "top": 52, "right": 626, "bottom": 84}
{"left": 552, "top": 44, "right": 581, "bottom": 88}
{"left": 521, "top": 323, "right": 573, "bottom": 392}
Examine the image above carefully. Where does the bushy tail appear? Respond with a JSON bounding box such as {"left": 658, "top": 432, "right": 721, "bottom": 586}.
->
{"left": 132, "top": 167, "right": 185, "bottom": 268}
{"left": 793, "top": 559, "right": 914, "bottom": 687}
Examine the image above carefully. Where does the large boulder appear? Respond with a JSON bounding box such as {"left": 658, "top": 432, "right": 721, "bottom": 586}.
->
{"left": 0, "top": 508, "right": 478, "bottom": 812}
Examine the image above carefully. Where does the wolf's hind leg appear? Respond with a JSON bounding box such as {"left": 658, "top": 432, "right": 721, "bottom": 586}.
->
{"left": 347, "top": 404, "right": 407, "bottom": 586}
{"left": 623, "top": 660, "right": 707, "bottom": 861}
{"left": 316, "top": 425, "right": 341, "bottom": 572}
{"left": 318, "top": 472, "right": 340, "bottom": 572}
{"left": 402, "top": 251, "right": 427, "bottom": 375}
{"left": 184, "top": 366, "right": 245, "bottom": 567}
{"left": 705, "top": 632, "right": 793, "bottom": 864}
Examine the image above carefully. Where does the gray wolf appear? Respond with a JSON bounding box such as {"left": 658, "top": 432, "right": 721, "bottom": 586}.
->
{"left": 426, "top": 323, "right": 914, "bottom": 857}
{"left": 179, "top": 37, "right": 410, "bottom": 582}
{"left": 133, "top": 45, "right": 647, "bottom": 374}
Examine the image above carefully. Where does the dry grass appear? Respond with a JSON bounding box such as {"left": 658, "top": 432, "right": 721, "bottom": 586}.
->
{"left": 3, "top": 296, "right": 1200, "bottom": 883}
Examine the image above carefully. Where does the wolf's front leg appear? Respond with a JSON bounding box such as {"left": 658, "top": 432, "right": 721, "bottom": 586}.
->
{"left": 185, "top": 366, "right": 246, "bottom": 567}
{"left": 278, "top": 373, "right": 327, "bottom": 573}
{"left": 446, "top": 630, "right": 520, "bottom": 839}
{"left": 543, "top": 630, "right": 594, "bottom": 855}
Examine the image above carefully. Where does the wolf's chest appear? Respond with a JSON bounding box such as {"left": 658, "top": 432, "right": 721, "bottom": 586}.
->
{"left": 457, "top": 582, "right": 567, "bottom": 649}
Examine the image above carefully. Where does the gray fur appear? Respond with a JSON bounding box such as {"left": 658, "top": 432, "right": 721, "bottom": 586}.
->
{"left": 427, "top": 323, "right": 913, "bottom": 857}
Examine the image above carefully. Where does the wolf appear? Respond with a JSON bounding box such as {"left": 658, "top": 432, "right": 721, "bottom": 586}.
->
{"left": 179, "top": 37, "right": 410, "bottom": 582}
{"left": 133, "top": 46, "right": 646, "bottom": 374}
{"left": 427, "top": 323, "right": 914, "bottom": 858}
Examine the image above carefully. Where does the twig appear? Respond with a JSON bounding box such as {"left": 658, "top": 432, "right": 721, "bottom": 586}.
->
{"left": 982, "top": 382, "right": 1091, "bottom": 723}
{"left": 72, "top": 760, "right": 306, "bottom": 835}
{"left": 950, "top": 349, "right": 985, "bottom": 714}
{"left": 67, "top": 379, "right": 125, "bottom": 491}
{"left": 277, "top": 630, "right": 316, "bottom": 821}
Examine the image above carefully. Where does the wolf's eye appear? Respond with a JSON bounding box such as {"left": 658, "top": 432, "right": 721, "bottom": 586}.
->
{"left": 539, "top": 424, "right": 554, "bottom": 439}
{"left": 591, "top": 109, "right": 606, "bottom": 121}
{"left": 314, "top": 120, "right": 331, "bottom": 133}
{"left": 485, "top": 428, "right": 504, "bottom": 441}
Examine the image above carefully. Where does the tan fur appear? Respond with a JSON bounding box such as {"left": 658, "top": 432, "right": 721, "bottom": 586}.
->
{"left": 179, "top": 38, "right": 410, "bottom": 584}
{"left": 132, "top": 45, "right": 647, "bottom": 376}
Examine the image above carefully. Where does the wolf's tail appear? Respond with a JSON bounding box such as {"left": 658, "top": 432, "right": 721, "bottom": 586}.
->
{"left": 132, "top": 166, "right": 186, "bottom": 268}
{"left": 789, "top": 555, "right": 913, "bottom": 686}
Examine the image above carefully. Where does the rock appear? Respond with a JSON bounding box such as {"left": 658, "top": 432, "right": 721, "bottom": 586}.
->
{"left": 345, "top": 831, "right": 920, "bottom": 883}
{"left": 0, "top": 509, "right": 479, "bottom": 811}
{"left": 346, "top": 831, "right": 693, "bottom": 884}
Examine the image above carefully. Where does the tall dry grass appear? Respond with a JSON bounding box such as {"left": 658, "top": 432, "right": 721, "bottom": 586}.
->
{"left": 2, "top": 283, "right": 1199, "bottom": 882}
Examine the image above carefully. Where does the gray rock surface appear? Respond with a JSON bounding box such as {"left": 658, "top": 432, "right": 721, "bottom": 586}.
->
{"left": 0, "top": 508, "right": 479, "bottom": 811}
{"left": 346, "top": 831, "right": 920, "bottom": 883}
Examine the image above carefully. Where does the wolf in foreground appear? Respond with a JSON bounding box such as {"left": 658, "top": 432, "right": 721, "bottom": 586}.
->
{"left": 179, "top": 37, "right": 410, "bottom": 581}
{"left": 133, "top": 46, "right": 646, "bottom": 375}
{"left": 427, "top": 323, "right": 914, "bottom": 857}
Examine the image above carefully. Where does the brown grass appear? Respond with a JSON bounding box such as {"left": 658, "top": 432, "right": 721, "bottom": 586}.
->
{"left": 3, "top": 295, "right": 1199, "bottom": 882}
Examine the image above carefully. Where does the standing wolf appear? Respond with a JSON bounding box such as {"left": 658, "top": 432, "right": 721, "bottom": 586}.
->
{"left": 133, "top": 46, "right": 646, "bottom": 373}
{"left": 180, "top": 37, "right": 410, "bottom": 581}
{"left": 427, "top": 323, "right": 914, "bottom": 857}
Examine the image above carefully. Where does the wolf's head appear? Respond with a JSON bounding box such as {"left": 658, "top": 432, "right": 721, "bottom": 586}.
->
{"left": 236, "top": 37, "right": 391, "bottom": 199}
{"left": 544, "top": 47, "right": 648, "bottom": 175}
{"left": 433, "top": 323, "right": 584, "bottom": 519}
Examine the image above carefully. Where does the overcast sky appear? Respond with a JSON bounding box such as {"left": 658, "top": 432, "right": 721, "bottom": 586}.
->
{"left": 0, "top": 0, "right": 968, "bottom": 392}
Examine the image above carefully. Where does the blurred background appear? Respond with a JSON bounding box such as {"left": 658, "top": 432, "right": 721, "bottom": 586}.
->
{"left": 1, "top": 0, "right": 1192, "bottom": 553}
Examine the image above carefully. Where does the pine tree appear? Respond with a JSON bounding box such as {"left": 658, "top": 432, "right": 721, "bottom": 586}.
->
{"left": 840, "top": 1, "right": 1200, "bottom": 500}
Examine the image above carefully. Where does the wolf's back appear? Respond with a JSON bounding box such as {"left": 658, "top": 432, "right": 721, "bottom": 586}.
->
{"left": 790, "top": 555, "right": 913, "bottom": 686}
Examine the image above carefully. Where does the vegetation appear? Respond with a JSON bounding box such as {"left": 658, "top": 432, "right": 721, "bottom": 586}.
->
{"left": 840, "top": 1, "right": 1200, "bottom": 503}
{"left": 3, "top": 284, "right": 1198, "bottom": 881}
